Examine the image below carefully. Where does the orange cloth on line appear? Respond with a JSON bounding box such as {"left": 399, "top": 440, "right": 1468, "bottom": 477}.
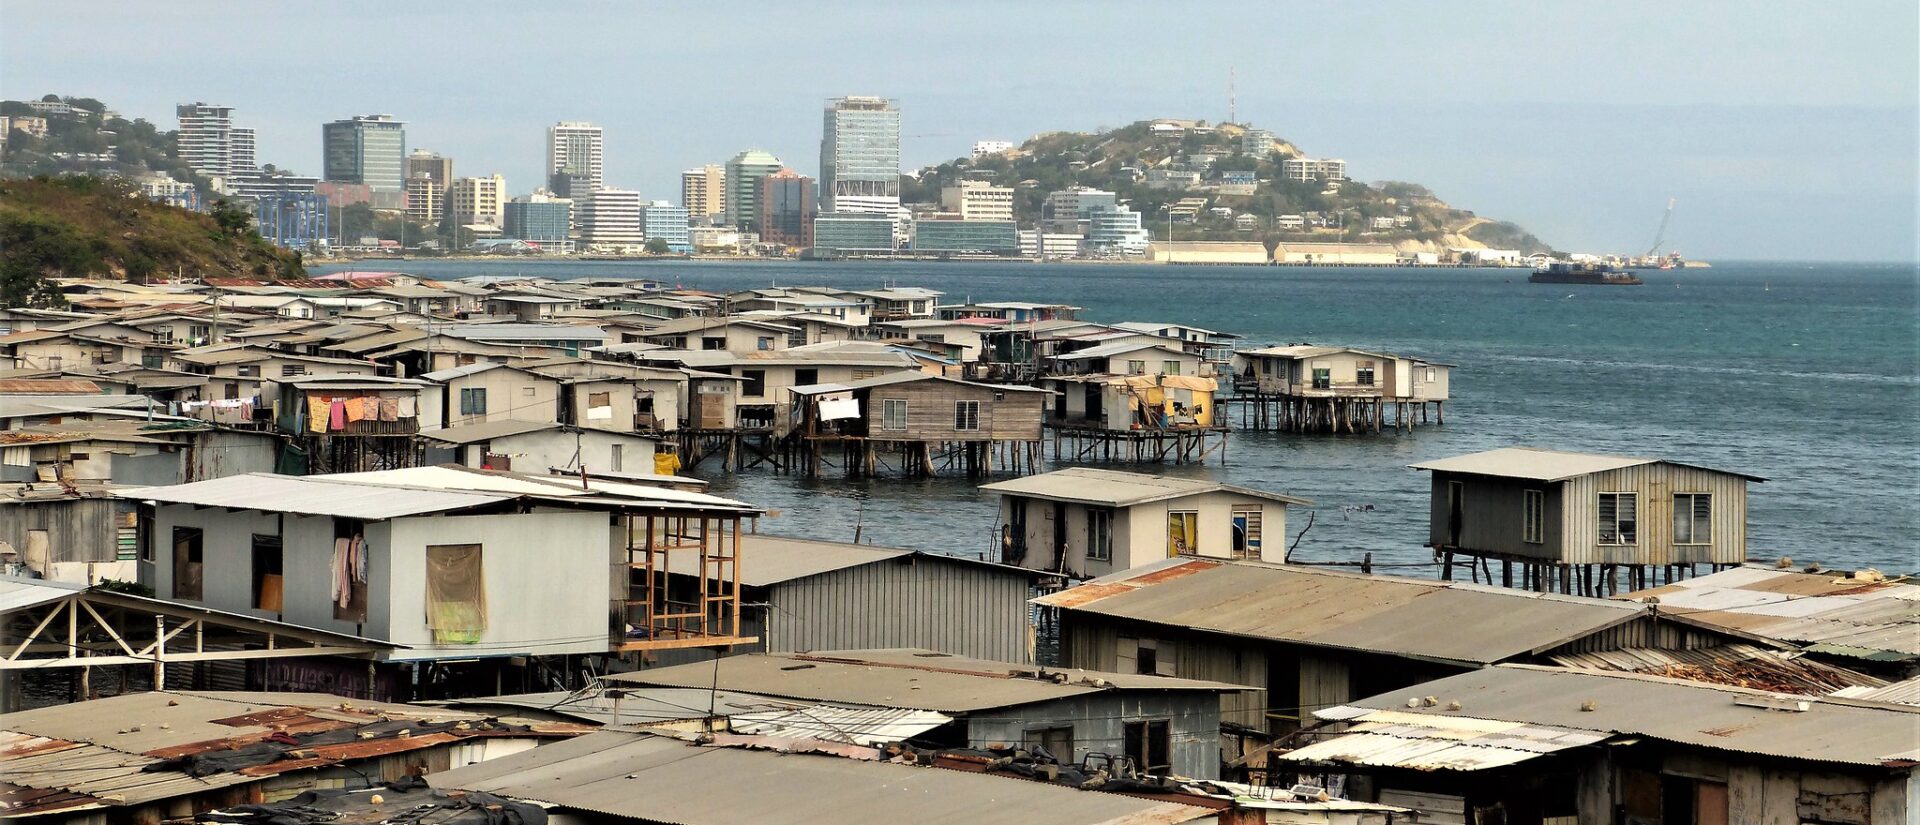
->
{"left": 344, "top": 396, "right": 368, "bottom": 422}
{"left": 379, "top": 397, "right": 399, "bottom": 421}
{"left": 307, "top": 397, "right": 330, "bottom": 434}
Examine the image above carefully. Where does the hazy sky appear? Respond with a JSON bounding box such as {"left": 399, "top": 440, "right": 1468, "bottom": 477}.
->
{"left": 6, "top": 1, "right": 1915, "bottom": 261}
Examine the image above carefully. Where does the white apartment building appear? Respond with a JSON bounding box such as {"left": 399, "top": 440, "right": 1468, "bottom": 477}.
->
{"left": 1240, "top": 128, "right": 1277, "bottom": 156}
{"left": 971, "top": 139, "right": 1014, "bottom": 158}
{"left": 1281, "top": 157, "right": 1348, "bottom": 182}
{"left": 1144, "top": 169, "right": 1203, "bottom": 190}
{"left": 681, "top": 164, "right": 726, "bottom": 223}
{"left": 405, "top": 175, "right": 444, "bottom": 224}
{"left": 448, "top": 174, "right": 507, "bottom": 228}
{"left": 1018, "top": 230, "right": 1084, "bottom": 258}
{"left": 940, "top": 180, "right": 1015, "bottom": 222}
{"left": 176, "top": 102, "right": 255, "bottom": 179}
{"left": 548, "top": 121, "right": 605, "bottom": 193}
{"left": 579, "top": 188, "right": 647, "bottom": 250}
{"left": 1086, "top": 206, "right": 1150, "bottom": 255}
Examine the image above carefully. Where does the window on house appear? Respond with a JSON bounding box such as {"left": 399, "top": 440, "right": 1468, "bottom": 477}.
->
{"left": 524, "top": 386, "right": 538, "bottom": 396}
{"left": 1523, "top": 489, "right": 1545, "bottom": 544}
{"left": 425, "top": 544, "right": 486, "bottom": 644}
{"left": 171, "top": 527, "right": 203, "bottom": 601}
{"left": 1126, "top": 360, "right": 1147, "bottom": 375}
{"left": 852, "top": 368, "right": 880, "bottom": 380}
{"left": 1162, "top": 360, "right": 1182, "bottom": 376}
{"left": 1087, "top": 507, "right": 1112, "bottom": 562}
{"left": 251, "top": 534, "right": 283, "bottom": 611}
{"left": 1024, "top": 726, "right": 1074, "bottom": 762}
{"left": 756, "top": 336, "right": 774, "bottom": 351}
{"left": 702, "top": 337, "right": 727, "bottom": 350}
{"left": 741, "top": 369, "right": 766, "bottom": 397}
{"left": 609, "top": 443, "right": 624, "bottom": 472}
{"left": 794, "top": 368, "right": 819, "bottom": 386}
{"left": 1123, "top": 720, "right": 1172, "bottom": 776}
{"left": 1355, "top": 361, "right": 1376, "bottom": 386}
{"left": 1167, "top": 510, "right": 1198, "bottom": 557}
{"left": 1134, "top": 639, "right": 1158, "bottom": 674}
{"left": 1599, "top": 492, "right": 1638, "bottom": 545}
{"left": 1312, "top": 368, "right": 1332, "bottom": 389}
{"left": 1426, "top": 368, "right": 1438, "bottom": 382}
{"left": 281, "top": 364, "right": 306, "bottom": 377}
{"left": 1231, "top": 506, "right": 1262, "bottom": 559}
{"left": 47, "top": 356, "right": 62, "bottom": 370}
{"left": 1674, "top": 493, "right": 1712, "bottom": 544}
{"left": 237, "top": 365, "right": 261, "bottom": 378}
{"left": 954, "top": 400, "right": 980, "bottom": 431}
{"left": 881, "top": 398, "right": 909, "bottom": 431}
{"left": 459, "top": 387, "right": 488, "bottom": 415}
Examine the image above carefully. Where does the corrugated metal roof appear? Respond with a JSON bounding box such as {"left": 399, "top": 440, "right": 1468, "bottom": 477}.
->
{"left": 428, "top": 729, "right": 1212, "bottom": 825}
{"left": 667, "top": 534, "right": 908, "bottom": 587}
{"left": 729, "top": 705, "right": 952, "bottom": 745}
{"left": 1831, "top": 676, "right": 1920, "bottom": 706}
{"left": 1622, "top": 566, "right": 1920, "bottom": 660}
{"left": 981, "top": 467, "right": 1310, "bottom": 508}
{"left": 1410, "top": 446, "right": 1766, "bottom": 482}
{"left": 416, "top": 420, "right": 564, "bottom": 444}
{"left": 1035, "top": 559, "right": 1646, "bottom": 666}
{"left": 0, "top": 379, "right": 103, "bottom": 395}
{"left": 1279, "top": 708, "right": 1610, "bottom": 771}
{"left": 1052, "top": 340, "right": 1188, "bottom": 361}
{"left": 0, "top": 577, "right": 77, "bottom": 612}
{"left": 1548, "top": 644, "right": 1883, "bottom": 694}
{"left": 1332, "top": 665, "right": 1920, "bottom": 767}
{"left": 791, "top": 371, "right": 1051, "bottom": 396}
{"left": 116, "top": 473, "right": 514, "bottom": 519}
{"left": 429, "top": 687, "right": 808, "bottom": 726}
{"left": 605, "top": 649, "right": 1246, "bottom": 713}
{"left": 323, "top": 466, "right": 755, "bottom": 512}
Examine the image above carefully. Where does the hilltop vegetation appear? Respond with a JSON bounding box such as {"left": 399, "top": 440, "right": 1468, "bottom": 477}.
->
{"left": 905, "top": 119, "right": 1554, "bottom": 254}
{"left": 1, "top": 95, "right": 211, "bottom": 193}
{"left": 0, "top": 176, "right": 304, "bottom": 306}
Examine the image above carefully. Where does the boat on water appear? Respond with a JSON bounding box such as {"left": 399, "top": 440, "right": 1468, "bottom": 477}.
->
{"left": 1529, "top": 261, "right": 1644, "bottom": 286}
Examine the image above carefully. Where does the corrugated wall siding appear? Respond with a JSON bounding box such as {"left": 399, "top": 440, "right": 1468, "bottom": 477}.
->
{"left": 769, "top": 556, "right": 1036, "bottom": 663}
{"left": 1538, "top": 614, "right": 1736, "bottom": 657}
{"left": 1061, "top": 619, "right": 1269, "bottom": 729}
{"left": 1560, "top": 464, "right": 1749, "bottom": 566}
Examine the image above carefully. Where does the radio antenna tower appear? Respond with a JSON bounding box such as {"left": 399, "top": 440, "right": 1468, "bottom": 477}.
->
{"left": 1228, "top": 66, "right": 1237, "bottom": 124}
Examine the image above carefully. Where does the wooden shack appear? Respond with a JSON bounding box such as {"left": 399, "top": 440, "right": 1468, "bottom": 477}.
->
{"left": 1410, "top": 447, "right": 1764, "bottom": 593}
{"left": 1231, "top": 344, "right": 1451, "bottom": 433}
{"left": 1044, "top": 373, "right": 1226, "bottom": 464}
{"left": 787, "top": 372, "right": 1047, "bottom": 478}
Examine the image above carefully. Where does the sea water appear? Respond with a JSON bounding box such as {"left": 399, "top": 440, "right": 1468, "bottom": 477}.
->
{"left": 314, "top": 258, "right": 1920, "bottom": 575}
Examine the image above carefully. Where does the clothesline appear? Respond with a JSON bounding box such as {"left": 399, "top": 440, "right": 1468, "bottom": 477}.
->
{"left": 305, "top": 393, "right": 417, "bottom": 433}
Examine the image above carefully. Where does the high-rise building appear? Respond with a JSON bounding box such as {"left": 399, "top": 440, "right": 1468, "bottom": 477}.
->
{"left": 941, "top": 180, "right": 1015, "bottom": 223}
{"left": 724, "top": 149, "right": 783, "bottom": 232}
{"left": 1042, "top": 186, "right": 1119, "bottom": 232}
{"left": 759, "top": 169, "right": 816, "bottom": 249}
{"left": 547, "top": 121, "right": 604, "bottom": 197}
{"left": 819, "top": 96, "right": 900, "bottom": 215}
{"left": 811, "top": 213, "right": 896, "bottom": 255}
{"left": 640, "top": 201, "right": 691, "bottom": 253}
{"left": 681, "top": 164, "right": 726, "bottom": 224}
{"left": 447, "top": 174, "right": 506, "bottom": 228}
{"left": 405, "top": 149, "right": 453, "bottom": 185}
{"left": 177, "top": 103, "right": 253, "bottom": 179}
{"left": 505, "top": 192, "right": 573, "bottom": 251}
{"left": 322, "top": 115, "right": 407, "bottom": 194}
{"left": 1240, "top": 128, "right": 1277, "bottom": 157}
{"left": 404, "top": 175, "right": 444, "bottom": 225}
{"left": 1085, "top": 205, "right": 1150, "bottom": 255}
{"left": 578, "top": 189, "right": 646, "bottom": 249}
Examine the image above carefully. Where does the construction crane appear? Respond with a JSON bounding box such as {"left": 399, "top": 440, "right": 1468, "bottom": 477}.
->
{"left": 1645, "top": 197, "right": 1676, "bottom": 258}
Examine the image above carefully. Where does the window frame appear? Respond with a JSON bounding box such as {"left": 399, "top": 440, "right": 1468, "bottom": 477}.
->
{"left": 171, "top": 526, "right": 204, "bottom": 601}
{"left": 459, "top": 387, "right": 488, "bottom": 416}
{"left": 1086, "top": 507, "right": 1113, "bottom": 562}
{"left": 1123, "top": 719, "right": 1172, "bottom": 776}
{"left": 740, "top": 369, "right": 766, "bottom": 398}
{"left": 953, "top": 400, "right": 981, "bottom": 431}
{"left": 1166, "top": 510, "right": 1198, "bottom": 557}
{"left": 1162, "top": 360, "right": 1182, "bottom": 376}
{"left": 1355, "top": 361, "right": 1376, "bottom": 386}
{"left": 1673, "top": 492, "right": 1713, "bottom": 545}
{"left": 1522, "top": 489, "right": 1545, "bottom": 544}
{"left": 880, "top": 398, "right": 909, "bottom": 431}
{"left": 1598, "top": 491, "right": 1639, "bottom": 546}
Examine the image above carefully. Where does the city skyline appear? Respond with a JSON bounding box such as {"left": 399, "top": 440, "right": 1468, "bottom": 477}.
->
{"left": 3, "top": 1, "right": 1914, "bottom": 260}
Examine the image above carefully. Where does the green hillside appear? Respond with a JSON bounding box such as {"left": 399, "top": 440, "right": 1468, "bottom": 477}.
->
{"left": 904, "top": 119, "right": 1554, "bottom": 255}
{"left": 0, "top": 176, "right": 304, "bottom": 306}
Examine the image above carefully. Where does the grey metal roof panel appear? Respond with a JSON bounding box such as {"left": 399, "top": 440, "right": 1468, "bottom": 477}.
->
{"left": 429, "top": 729, "right": 1211, "bottom": 825}
{"left": 603, "top": 649, "right": 1245, "bottom": 713}
{"left": 666, "top": 535, "right": 910, "bottom": 587}
{"left": 415, "top": 420, "right": 565, "bottom": 444}
{"left": 116, "top": 473, "right": 513, "bottom": 519}
{"left": 1037, "top": 560, "right": 1647, "bottom": 666}
{"left": 1410, "top": 446, "right": 1766, "bottom": 483}
{"left": 1620, "top": 566, "right": 1920, "bottom": 659}
{"left": 1339, "top": 665, "right": 1920, "bottom": 767}
{"left": 980, "top": 467, "right": 1310, "bottom": 507}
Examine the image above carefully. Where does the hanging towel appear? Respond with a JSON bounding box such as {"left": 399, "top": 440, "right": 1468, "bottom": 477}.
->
{"left": 398, "top": 397, "right": 417, "bottom": 419}
{"left": 308, "top": 397, "right": 330, "bottom": 434}
{"left": 329, "top": 400, "right": 347, "bottom": 431}
{"left": 352, "top": 536, "right": 367, "bottom": 583}
{"left": 344, "top": 396, "right": 368, "bottom": 423}
{"left": 363, "top": 396, "right": 382, "bottom": 421}
{"left": 379, "top": 397, "right": 400, "bottom": 421}
{"left": 332, "top": 537, "right": 351, "bottom": 607}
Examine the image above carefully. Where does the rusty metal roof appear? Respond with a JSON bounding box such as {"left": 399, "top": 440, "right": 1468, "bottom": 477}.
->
{"left": 1328, "top": 665, "right": 1920, "bottom": 768}
{"left": 1622, "top": 566, "right": 1920, "bottom": 661}
{"left": 429, "top": 729, "right": 1214, "bottom": 825}
{"left": 1034, "top": 559, "right": 1649, "bottom": 666}
{"left": 1548, "top": 644, "right": 1884, "bottom": 695}
{"left": 604, "top": 648, "right": 1246, "bottom": 713}
{"left": 0, "top": 691, "right": 587, "bottom": 818}
{"left": 0, "top": 379, "right": 103, "bottom": 395}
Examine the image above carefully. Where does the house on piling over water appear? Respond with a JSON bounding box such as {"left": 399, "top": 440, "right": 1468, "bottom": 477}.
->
{"left": 785, "top": 372, "right": 1047, "bottom": 478}
{"left": 1042, "top": 373, "right": 1226, "bottom": 464}
{"left": 1231, "top": 344, "right": 1452, "bottom": 433}
{"left": 1411, "top": 447, "right": 1764, "bottom": 594}
{"left": 981, "top": 467, "right": 1310, "bottom": 577}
